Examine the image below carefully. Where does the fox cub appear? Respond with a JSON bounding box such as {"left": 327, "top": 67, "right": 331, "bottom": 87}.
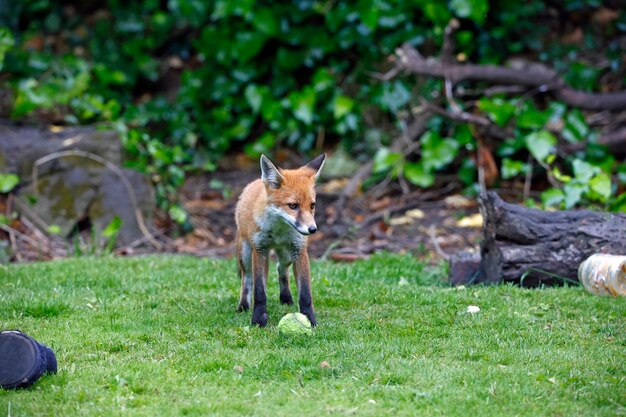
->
{"left": 235, "top": 154, "right": 326, "bottom": 327}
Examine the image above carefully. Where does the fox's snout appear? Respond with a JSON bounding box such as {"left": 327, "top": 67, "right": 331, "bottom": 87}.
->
{"left": 295, "top": 222, "right": 317, "bottom": 235}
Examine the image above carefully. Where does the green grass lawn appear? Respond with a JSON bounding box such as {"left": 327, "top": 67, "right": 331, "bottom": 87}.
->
{"left": 0, "top": 254, "right": 625, "bottom": 416}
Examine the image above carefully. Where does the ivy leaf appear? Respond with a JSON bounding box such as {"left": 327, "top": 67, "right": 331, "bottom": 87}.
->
{"left": 169, "top": 205, "right": 188, "bottom": 224}
{"left": 589, "top": 173, "right": 611, "bottom": 201}
{"left": 517, "top": 104, "right": 549, "bottom": 129}
{"left": 252, "top": 8, "right": 279, "bottom": 35}
{"left": 47, "top": 225, "right": 62, "bottom": 235}
{"left": 501, "top": 158, "right": 527, "bottom": 179}
{"left": 551, "top": 166, "right": 571, "bottom": 183}
{"left": 525, "top": 130, "right": 556, "bottom": 162}
{"left": 610, "top": 192, "right": 626, "bottom": 213}
{"left": 541, "top": 188, "right": 564, "bottom": 207}
{"left": 380, "top": 81, "right": 411, "bottom": 112}
{"left": 617, "top": 164, "right": 626, "bottom": 184}
{"left": 421, "top": 131, "right": 459, "bottom": 171}
{"left": 233, "top": 32, "right": 266, "bottom": 63}
{"left": 562, "top": 110, "right": 589, "bottom": 143}
{"left": 450, "top": 0, "right": 489, "bottom": 25}
{"left": 102, "top": 216, "right": 123, "bottom": 239}
{"left": 458, "top": 158, "right": 476, "bottom": 185}
{"left": 423, "top": 3, "right": 452, "bottom": 27}
{"left": 478, "top": 98, "right": 515, "bottom": 127}
{"left": 312, "top": 68, "right": 334, "bottom": 92}
{"left": 373, "top": 147, "right": 403, "bottom": 174}
{"left": 564, "top": 62, "right": 600, "bottom": 92}
{"left": 563, "top": 182, "right": 587, "bottom": 209}
{"left": 404, "top": 162, "right": 434, "bottom": 187}
{"left": 244, "top": 132, "right": 276, "bottom": 157}
{"left": 0, "top": 173, "right": 19, "bottom": 193}
{"left": 332, "top": 95, "right": 355, "bottom": 119}
{"left": 288, "top": 87, "right": 316, "bottom": 125}
{"left": 357, "top": 0, "right": 379, "bottom": 30}
{"left": 0, "top": 27, "right": 15, "bottom": 71}
{"left": 245, "top": 84, "right": 263, "bottom": 114}
{"left": 572, "top": 159, "right": 597, "bottom": 182}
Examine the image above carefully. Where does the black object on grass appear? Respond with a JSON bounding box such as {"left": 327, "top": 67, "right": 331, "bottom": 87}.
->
{"left": 0, "top": 330, "right": 57, "bottom": 389}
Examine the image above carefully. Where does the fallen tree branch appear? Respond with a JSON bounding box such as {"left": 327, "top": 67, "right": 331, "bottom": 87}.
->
{"left": 418, "top": 98, "right": 510, "bottom": 139}
{"left": 394, "top": 43, "right": 626, "bottom": 111}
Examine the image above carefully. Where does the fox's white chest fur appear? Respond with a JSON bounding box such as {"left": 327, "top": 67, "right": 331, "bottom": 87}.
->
{"left": 252, "top": 205, "right": 305, "bottom": 255}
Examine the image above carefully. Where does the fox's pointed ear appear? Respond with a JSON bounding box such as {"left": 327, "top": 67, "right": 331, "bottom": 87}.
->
{"left": 305, "top": 153, "right": 326, "bottom": 181}
{"left": 260, "top": 154, "right": 284, "bottom": 189}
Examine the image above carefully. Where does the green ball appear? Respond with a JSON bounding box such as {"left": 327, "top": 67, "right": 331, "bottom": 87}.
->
{"left": 278, "top": 313, "right": 312, "bottom": 336}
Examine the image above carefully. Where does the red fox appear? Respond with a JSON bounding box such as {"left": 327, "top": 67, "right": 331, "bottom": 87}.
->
{"left": 235, "top": 154, "right": 326, "bottom": 327}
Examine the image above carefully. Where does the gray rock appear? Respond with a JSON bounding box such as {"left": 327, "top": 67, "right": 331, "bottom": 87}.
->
{"left": 0, "top": 121, "right": 155, "bottom": 247}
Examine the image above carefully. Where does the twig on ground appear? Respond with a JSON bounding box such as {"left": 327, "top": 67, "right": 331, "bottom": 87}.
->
{"left": 8, "top": 227, "right": 21, "bottom": 262}
{"left": 0, "top": 224, "right": 42, "bottom": 250}
{"left": 523, "top": 155, "right": 533, "bottom": 202}
{"left": 418, "top": 98, "right": 510, "bottom": 139}
{"left": 428, "top": 224, "right": 450, "bottom": 260}
{"left": 114, "top": 228, "right": 170, "bottom": 254}
{"left": 3, "top": 195, "right": 22, "bottom": 262}
{"left": 397, "top": 172, "right": 410, "bottom": 195}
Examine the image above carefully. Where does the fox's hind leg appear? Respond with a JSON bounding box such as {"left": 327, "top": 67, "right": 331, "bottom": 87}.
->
{"left": 251, "top": 249, "right": 269, "bottom": 327}
{"left": 276, "top": 248, "right": 294, "bottom": 305}
{"left": 237, "top": 239, "right": 253, "bottom": 312}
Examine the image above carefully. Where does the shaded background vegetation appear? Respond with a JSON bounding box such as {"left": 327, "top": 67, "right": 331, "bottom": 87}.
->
{"left": 1, "top": 0, "right": 625, "bottom": 220}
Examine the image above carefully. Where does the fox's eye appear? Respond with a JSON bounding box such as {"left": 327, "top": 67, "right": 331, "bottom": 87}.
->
{"left": 311, "top": 202, "right": 316, "bottom": 209}
{"left": 287, "top": 203, "right": 299, "bottom": 210}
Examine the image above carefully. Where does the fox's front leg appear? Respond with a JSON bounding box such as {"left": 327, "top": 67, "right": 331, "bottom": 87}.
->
{"left": 293, "top": 251, "right": 317, "bottom": 326}
{"left": 251, "top": 248, "right": 269, "bottom": 327}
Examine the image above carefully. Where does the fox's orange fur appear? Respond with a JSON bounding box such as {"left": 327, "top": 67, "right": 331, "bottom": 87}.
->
{"left": 235, "top": 154, "right": 326, "bottom": 327}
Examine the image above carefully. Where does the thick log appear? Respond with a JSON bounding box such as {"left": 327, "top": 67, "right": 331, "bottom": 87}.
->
{"left": 476, "top": 191, "right": 626, "bottom": 286}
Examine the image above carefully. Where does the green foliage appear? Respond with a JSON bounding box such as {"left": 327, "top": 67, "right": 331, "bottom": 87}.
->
{"left": 450, "top": 0, "right": 489, "bottom": 25}
{"left": 46, "top": 224, "right": 61, "bottom": 235}
{"left": 0, "top": 26, "right": 13, "bottom": 70}
{"left": 102, "top": 215, "right": 123, "bottom": 253}
{"left": 477, "top": 94, "right": 624, "bottom": 211}
{"left": 0, "top": 173, "right": 19, "bottom": 193}
{"left": 373, "top": 131, "right": 459, "bottom": 188}
{"left": 1, "top": 1, "right": 623, "bottom": 213}
{"left": 541, "top": 158, "right": 616, "bottom": 210}
{"left": 524, "top": 130, "right": 557, "bottom": 163}
{"left": 501, "top": 158, "right": 527, "bottom": 179}
{"left": 478, "top": 97, "right": 516, "bottom": 127}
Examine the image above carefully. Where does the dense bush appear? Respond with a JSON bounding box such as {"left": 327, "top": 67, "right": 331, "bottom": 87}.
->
{"left": 1, "top": 0, "right": 625, "bottom": 215}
